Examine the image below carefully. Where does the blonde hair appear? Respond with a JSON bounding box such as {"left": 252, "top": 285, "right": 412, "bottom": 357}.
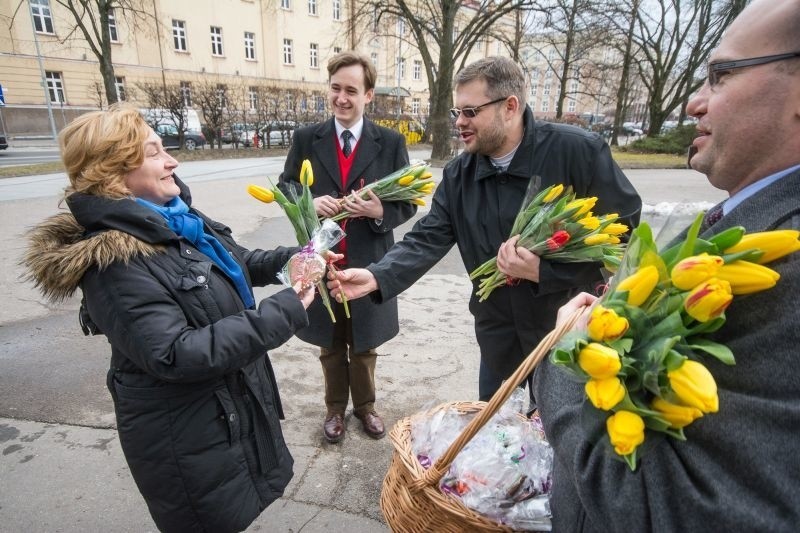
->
{"left": 60, "top": 102, "right": 151, "bottom": 198}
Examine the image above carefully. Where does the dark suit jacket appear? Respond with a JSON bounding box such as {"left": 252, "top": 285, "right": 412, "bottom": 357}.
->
{"left": 535, "top": 169, "right": 800, "bottom": 531}
{"left": 279, "top": 117, "right": 415, "bottom": 352}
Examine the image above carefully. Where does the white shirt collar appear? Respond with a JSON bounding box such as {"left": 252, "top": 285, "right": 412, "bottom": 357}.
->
{"left": 335, "top": 118, "right": 364, "bottom": 143}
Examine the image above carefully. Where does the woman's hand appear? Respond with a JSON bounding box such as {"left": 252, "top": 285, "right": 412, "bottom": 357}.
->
{"left": 293, "top": 282, "right": 316, "bottom": 309}
{"left": 341, "top": 189, "right": 384, "bottom": 219}
{"left": 314, "top": 195, "right": 342, "bottom": 218}
{"left": 556, "top": 292, "right": 597, "bottom": 330}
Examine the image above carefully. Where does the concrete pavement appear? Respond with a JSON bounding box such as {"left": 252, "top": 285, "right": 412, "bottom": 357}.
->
{"left": 0, "top": 148, "right": 727, "bottom": 532}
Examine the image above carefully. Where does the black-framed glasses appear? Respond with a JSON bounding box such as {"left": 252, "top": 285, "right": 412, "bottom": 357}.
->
{"left": 708, "top": 51, "right": 800, "bottom": 86}
{"left": 450, "top": 96, "right": 508, "bottom": 119}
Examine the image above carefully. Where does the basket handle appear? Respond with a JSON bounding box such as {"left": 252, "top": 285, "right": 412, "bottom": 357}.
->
{"left": 415, "top": 306, "right": 586, "bottom": 489}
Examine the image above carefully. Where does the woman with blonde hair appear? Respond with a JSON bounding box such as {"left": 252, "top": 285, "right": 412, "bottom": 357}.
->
{"left": 25, "top": 103, "right": 315, "bottom": 532}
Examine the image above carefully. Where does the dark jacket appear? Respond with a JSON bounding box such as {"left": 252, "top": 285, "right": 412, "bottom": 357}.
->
{"left": 279, "top": 117, "right": 415, "bottom": 352}
{"left": 369, "top": 106, "right": 642, "bottom": 379}
{"left": 24, "top": 179, "right": 308, "bottom": 533}
{"left": 534, "top": 170, "right": 800, "bottom": 532}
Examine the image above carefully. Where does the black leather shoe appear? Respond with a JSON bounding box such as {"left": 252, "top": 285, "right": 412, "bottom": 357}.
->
{"left": 323, "top": 413, "right": 345, "bottom": 443}
{"left": 355, "top": 411, "right": 386, "bottom": 439}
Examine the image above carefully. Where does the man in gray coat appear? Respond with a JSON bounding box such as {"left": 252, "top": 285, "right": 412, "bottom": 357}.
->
{"left": 537, "top": 0, "right": 800, "bottom": 529}
{"left": 280, "top": 52, "right": 415, "bottom": 443}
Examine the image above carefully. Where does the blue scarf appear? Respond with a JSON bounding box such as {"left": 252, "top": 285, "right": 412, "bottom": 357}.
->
{"left": 136, "top": 197, "right": 255, "bottom": 309}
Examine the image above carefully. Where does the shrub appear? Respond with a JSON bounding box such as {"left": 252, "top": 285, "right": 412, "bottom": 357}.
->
{"left": 621, "top": 124, "right": 697, "bottom": 155}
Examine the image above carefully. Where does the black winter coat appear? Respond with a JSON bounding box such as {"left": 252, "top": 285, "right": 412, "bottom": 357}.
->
{"left": 25, "top": 180, "right": 308, "bottom": 533}
{"left": 369, "top": 107, "right": 642, "bottom": 381}
{"left": 279, "top": 117, "right": 416, "bottom": 352}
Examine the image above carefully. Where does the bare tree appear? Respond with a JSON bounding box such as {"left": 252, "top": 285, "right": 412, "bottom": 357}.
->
{"left": 136, "top": 82, "right": 190, "bottom": 147}
{"left": 194, "top": 80, "right": 228, "bottom": 149}
{"left": 354, "top": 0, "right": 532, "bottom": 160}
{"left": 54, "top": 0, "right": 150, "bottom": 105}
{"left": 527, "top": 0, "right": 609, "bottom": 119}
{"left": 632, "top": 0, "right": 744, "bottom": 136}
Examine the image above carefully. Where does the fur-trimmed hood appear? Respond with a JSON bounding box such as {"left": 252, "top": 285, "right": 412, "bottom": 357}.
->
{"left": 23, "top": 211, "right": 163, "bottom": 302}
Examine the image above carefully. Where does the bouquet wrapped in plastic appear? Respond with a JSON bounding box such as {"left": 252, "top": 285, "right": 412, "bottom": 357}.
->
{"left": 469, "top": 178, "right": 629, "bottom": 302}
{"left": 550, "top": 213, "right": 800, "bottom": 469}
{"left": 247, "top": 160, "right": 347, "bottom": 322}
{"left": 411, "top": 388, "right": 553, "bottom": 531}
{"left": 326, "top": 161, "right": 435, "bottom": 222}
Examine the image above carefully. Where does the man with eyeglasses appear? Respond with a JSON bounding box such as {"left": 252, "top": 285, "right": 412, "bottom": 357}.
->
{"left": 535, "top": 0, "right": 800, "bottom": 530}
{"left": 330, "top": 56, "right": 641, "bottom": 402}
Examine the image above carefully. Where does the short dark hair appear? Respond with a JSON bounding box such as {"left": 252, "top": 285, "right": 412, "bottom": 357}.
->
{"left": 327, "top": 51, "right": 377, "bottom": 91}
{"left": 455, "top": 57, "right": 527, "bottom": 113}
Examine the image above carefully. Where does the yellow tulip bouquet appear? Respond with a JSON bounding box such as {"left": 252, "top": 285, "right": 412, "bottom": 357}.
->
{"left": 550, "top": 213, "right": 800, "bottom": 470}
{"left": 469, "top": 179, "right": 629, "bottom": 302}
{"left": 326, "top": 161, "right": 435, "bottom": 222}
{"left": 247, "top": 160, "right": 347, "bottom": 322}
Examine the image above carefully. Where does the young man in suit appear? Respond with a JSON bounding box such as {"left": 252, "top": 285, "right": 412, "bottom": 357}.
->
{"left": 279, "top": 52, "right": 416, "bottom": 443}
{"left": 542, "top": 1, "right": 800, "bottom": 529}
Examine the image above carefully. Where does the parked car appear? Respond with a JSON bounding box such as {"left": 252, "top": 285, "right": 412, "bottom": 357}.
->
{"left": 622, "top": 122, "right": 644, "bottom": 136}
{"left": 259, "top": 127, "right": 293, "bottom": 147}
{"left": 155, "top": 124, "right": 206, "bottom": 150}
{"left": 220, "top": 123, "right": 258, "bottom": 146}
{"left": 0, "top": 133, "right": 8, "bottom": 150}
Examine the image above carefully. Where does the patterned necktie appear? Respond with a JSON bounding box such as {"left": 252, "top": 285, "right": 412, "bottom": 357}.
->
{"left": 703, "top": 204, "right": 724, "bottom": 230}
{"left": 341, "top": 130, "right": 353, "bottom": 158}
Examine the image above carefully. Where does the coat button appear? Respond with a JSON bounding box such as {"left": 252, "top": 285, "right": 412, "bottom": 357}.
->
{"left": 197, "top": 275, "right": 206, "bottom": 283}
{"left": 186, "top": 249, "right": 192, "bottom": 254}
{"left": 229, "top": 413, "right": 236, "bottom": 423}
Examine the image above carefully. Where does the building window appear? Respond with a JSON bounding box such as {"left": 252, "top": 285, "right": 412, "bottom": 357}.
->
{"left": 371, "top": 52, "right": 378, "bottom": 68}
{"left": 249, "top": 87, "right": 258, "bottom": 111}
{"left": 108, "top": 8, "right": 119, "bottom": 42}
{"left": 283, "top": 39, "right": 293, "bottom": 64}
{"left": 334, "top": 46, "right": 341, "bottom": 54}
{"left": 531, "top": 69, "right": 540, "bottom": 81}
{"left": 114, "top": 76, "right": 126, "bottom": 101}
{"left": 397, "top": 17, "right": 405, "bottom": 35}
{"left": 216, "top": 84, "right": 227, "bottom": 109}
{"left": 541, "top": 100, "right": 549, "bottom": 112}
{"left": 281, "top": 0, "right": 290, "bottom": 8}
{"left": 568, "top": 100, "right": 576, "bottom": 112}
{"left": 244, "top": 32, "right": 255, "bottom": 60}
{"left": 308, "top": 0, "right": 317, "bottom": 15}
{"left": 45, "top": 71, "right": 65, "bottom": 104}
{"left": 543, "top": 83, "right": 551, "bottom": 96}
{"left": 570, "top": 81, "right": 578, "bottom": 93}
{"left": 180, "top": 81, "right": 192, "bottom": 106}
{"left": 412, "top": 97, "right": 420, "bottom": 114}
{"left": 548, "top": 48, "right": 556, "bottom": 61}
{"left": 332, "top": 0, "right": 341, "bottom": 20}
{"left": 413, "top": 60, "right": 421, "bottom": 80}
{"left": 531, "top": 83, "right": 538, "bottom": 96}
{"left": 309, "top": 43, "right": 318, "bottom": 68}
{"left": 397, "top": 57, "right": 405, "bottom": 79}
{"left": 172, "top": 20, "right": 187, "bottom": 51}
{"left": 545, "top": 69, "right": 553, "bottom": 79}
{"left": 316, "top": 94, "right": 325, "bottom": 111}
{"left": 211, "top": 26, "right": 224, "bottom": 56}
{"left": 30, "top": 0, "right": 55, "bottom": 34}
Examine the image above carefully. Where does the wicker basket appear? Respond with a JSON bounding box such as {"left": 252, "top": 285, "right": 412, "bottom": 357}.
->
{"left": 380, "top": 309, "right": 583, "bottom": 532}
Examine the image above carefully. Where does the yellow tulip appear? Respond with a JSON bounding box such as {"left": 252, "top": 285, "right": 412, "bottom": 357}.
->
{"left": 670, "top": 253, "right": 724, "bottom": 291}
{"left": 247, "top": 184, "right": 275, "bottom": 203}
{"left": 578, "top": 342, "right": 621, "bottom": 380}
{"left": 397, "top": 174, "right": 416, "bottom": 186}
{"left": 603, "top": 213, "right": 619, "bottom": 221}
{"left": 604, "top": 223, "right": 630, "bottom": 236}
{"left": 411, "top": 198, "right": 426, "bottom": 206}
{"left": 606, "top": 411, "right": 645, "bottom": 457}
{"left": 419, "top": 171, "right": 433, "bottom": 180}
{"left": 419, "top": 183, "right": 435, "bottom": 194}
{"left": 577, "top": 216, "right": 601, "bottom": 230}
{"left": 667, "top": 360, "right": 719, "bottom": 413}
{"left": 587, "top": 305, "right": 629, "bottom": 342}
{"left": 616, "top": 265, "right": 659, "bottom": 307}
{"left": 542, "top": 184, "right": 565, "bottom": 202}
{"left": 723, "top": 230, "right": 800, "bottom": 264}
{"left": 651, "top": 397, "right": 704, "bottom": 429}
{"left": 715, "top": 261, "right": 779, "bottom": 295}
{"left": 566, "top": 197, "right": 598, "bottom": 217}
{"left": 300, "top": 159, "right": 314, "bottom": 186}
{"left": 684, "top": 278, "right": 732, "bottom": 322}
{"left": 584, "top": 233, "right": 621, "bottom": 246}
{"left": 585, "top": 377, "right": 626, "bottom": 410}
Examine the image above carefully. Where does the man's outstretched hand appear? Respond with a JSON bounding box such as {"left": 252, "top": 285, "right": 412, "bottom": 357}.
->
{"left": 327, "top": 268, "right": 379, "bottom": 302}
